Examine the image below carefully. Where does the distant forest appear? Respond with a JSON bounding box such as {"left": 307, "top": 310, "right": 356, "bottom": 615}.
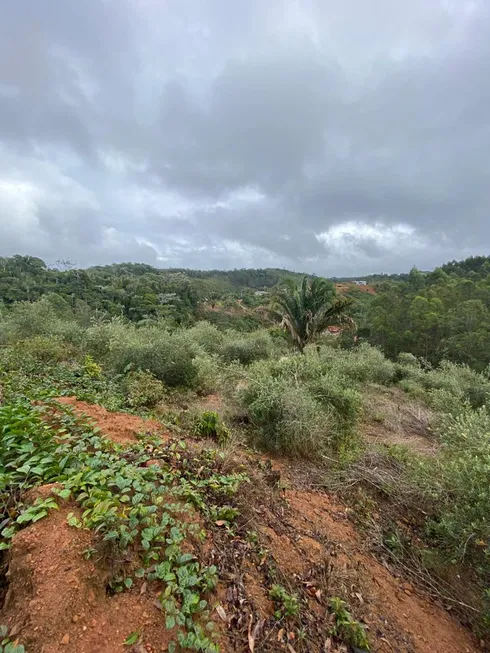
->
{"left": 1, "top": 253, "right": 490, "bottom": 371}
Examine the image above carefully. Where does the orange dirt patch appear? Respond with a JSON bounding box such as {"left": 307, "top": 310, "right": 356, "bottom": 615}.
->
{"left": 56, "top": 397, "right": 167, "bottom": 445}
{"left": 2, "top": 504, "right": 176, "bottom": 653}
{"left": 265, "top": 487, "right": 481, "bottom": 653}
{"left": 242, "top": 561, "right": 274, "bottom": 619}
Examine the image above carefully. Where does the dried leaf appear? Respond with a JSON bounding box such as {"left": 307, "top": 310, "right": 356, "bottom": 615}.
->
{"left": 324, "top": 638, "right": 332, "bottom": 651}
{"left": 215, "top": 520, "right": 227, "bottom": 527}
{"left": 139, "top": 582, "right": 148, "bottom": 595}
{"left": 248, "top": 615, "right": 263, "bottom": 653}
{"left": 248, "top": 615, "right": 255, "bottom": 653}
{"left": 216, "top": 605, "right": 227, "bottom": 623}
{"left": 315, "top": 589, "right": 323, "bottom": 602}
{"left": 286, "top": 644, "right": 297, "bottom": 653}
{"left": 355, "top": 592, "right": 364, "bottom": 604}
{"left": 277, "top": 628, "right": 285, "bottom": 642}
{"left": 287, "top": 631, "right": 295, "bottom": 641}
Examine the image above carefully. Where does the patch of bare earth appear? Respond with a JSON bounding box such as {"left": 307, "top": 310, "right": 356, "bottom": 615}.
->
{"left": 56, "top": 396, "right": 167, "bottom": 445}
{"left": 281, "top": 489, "right": 479, "bottom": 653}
{"left": 2, "top": 503, "right": 176, "bottom": 653}
{"left": 2, "top": 484, "right": 230, "bottom": 653}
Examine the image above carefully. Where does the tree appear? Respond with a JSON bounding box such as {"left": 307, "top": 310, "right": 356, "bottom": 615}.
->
{"left": 270, "top": 277, "right": 352, "bottom": 352}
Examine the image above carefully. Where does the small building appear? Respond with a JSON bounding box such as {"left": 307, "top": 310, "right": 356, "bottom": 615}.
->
{"left": 354, "top": 280, "right": 367, "bottom": 286}
{"left": 254, "top": 290, "right": 268, "bottom": 296}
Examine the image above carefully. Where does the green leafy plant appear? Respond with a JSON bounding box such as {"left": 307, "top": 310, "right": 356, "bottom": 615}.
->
{"left": 195, "top": 411, "right": 230, "bottom": 444}
{"left": 328, "top": 597, "right": 370, "bottom": 650}
{"left": 269, "top": 584, "right": 300, "bottom": 619}
{"left": 0, "top": 626, "right": 25, "bottom": 653}
{"left": 1, "top": 397, "right": 246, "bottom": 653}
{"left": 83, "top": 354, "right": 102, "bottom": 379}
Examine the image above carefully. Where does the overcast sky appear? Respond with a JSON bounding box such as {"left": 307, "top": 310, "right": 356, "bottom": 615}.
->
{"left": 1, "top": 1, "right": 489, "bottom": 275}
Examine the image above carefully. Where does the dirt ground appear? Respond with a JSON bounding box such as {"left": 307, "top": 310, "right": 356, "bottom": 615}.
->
{"left": 56, "top": 396, "right": 167, "bottom": 445}
{"left": 0, "top": 399, "right": 482, "bottom": 653}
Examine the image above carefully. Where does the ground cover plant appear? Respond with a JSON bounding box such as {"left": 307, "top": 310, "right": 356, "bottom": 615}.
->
{"left": 1, "top": 257, "right": 490, "bottom": 648}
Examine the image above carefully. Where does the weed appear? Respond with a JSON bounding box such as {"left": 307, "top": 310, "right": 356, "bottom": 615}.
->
{"left": 83, "top": 354, "right": 102, "bottom": 379}
{"left": 0, "top": 626, "right": 25, "bottom": 653}
{"left": 328, "top": 596, "right": 370, "bottom": 650}
{"left": 195, "top": 411, "right": 230, "bottom": 444}
{"left": 0, "top": 398, "right": 247, "bottom": 652}
{"left": 269, "top": 584, "right": 300, "bottom": 619}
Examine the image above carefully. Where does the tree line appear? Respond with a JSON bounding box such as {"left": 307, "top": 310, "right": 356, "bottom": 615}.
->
{"left": 2, "top": 253, "right": 490, "bottom": 371}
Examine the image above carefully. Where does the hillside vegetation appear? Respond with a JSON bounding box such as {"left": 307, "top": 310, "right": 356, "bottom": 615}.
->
{"left": 1, "top": 254, "right": 490, "bottom": 651}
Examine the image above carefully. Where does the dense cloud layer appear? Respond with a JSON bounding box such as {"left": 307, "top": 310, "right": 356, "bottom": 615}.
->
{"left": 0, "top": 0, "right": 489, "bottom": 275}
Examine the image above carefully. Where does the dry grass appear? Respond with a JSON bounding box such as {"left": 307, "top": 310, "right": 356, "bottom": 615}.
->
{"left": 362, "top": 385, "right": 438, "bottom": 455}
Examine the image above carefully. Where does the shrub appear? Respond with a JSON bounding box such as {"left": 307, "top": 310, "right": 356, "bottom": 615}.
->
{"left": 185, "top": 321, "right": 223, "bottom": 355}
{"left": 397, "top": 352, "right": 420, "bottom": 367}
{"left": 108, "top": 328, "right": 198, "bottom": 388}
{"left": 237, "top": 373, "right": 332, "bottom": 457}
{"left": 414, "top": 407, "right": 490, "bottom": 560}
{"left": 4, "top": 297, "right": 59, "bottom": 339}
{"left": 194, "top": 411, "right": 230, "bottom": 444}
{"left": 84, "top": 318, "right": 128, "bottom": 359}
{"left": 16, "top": 335, "right": 75, "bottom": 364}
{"left": 220, "top": 330, "right": 272, "bottom": 365}
{"left": 309, "top": 374, "right": 362, "bottom": 442}
{"left": 226, "top": 352, "right": 364, "bottom": 457}
{"left": 123, "top": 370, "right": 165, "bottom": 408}
{"left": 398, "top": 378, "right": 427, "bottom": 400}
{"left": 316, "top": 343, "right": 396, "bottom": 386}
{"left": 193, "top": 353, "right": 222, "bottom": 396}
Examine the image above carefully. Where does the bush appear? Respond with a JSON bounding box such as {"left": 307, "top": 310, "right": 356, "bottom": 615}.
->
{"left": 123, "top": 370, "right": 165, "bottom": 408}
{"left": 239, "top": 375, "right": 330, "bottom": 456}
{"left": 3, "top": 297, "right": 59, "bottom": 339}
{"left": 317, "top": 343, "right": 396, "bottom": 386}
{"left": 15, "top": 335, "right": 75, "bottom": 364}
{"left": 84, "top": 318, "right": 128, "bottom": 359}
{"left": 397, "top": 352, "right": 420, "bottom": 367}
{"left": 220, "top": 330, "right": 272, "bottom": 365}
{"left": 230, "top": 353, "right": 363, "bottom": 456}
{"left": 193, "top": 353, "right": 223, "bottom": 395}
{"left": 108, "top": 328, "right": 198, "bottom": 388}
{"left": 415, "top": 407, "right": 490, "bottom": 560}
{"left": 185, "top": 321, "right": 224, "bottom": 355}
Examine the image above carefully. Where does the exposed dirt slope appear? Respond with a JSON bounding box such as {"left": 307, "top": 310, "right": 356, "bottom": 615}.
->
{"left": 278, "top": 489, "right": 477, "bottom": 653}
{"left": 1, "top": 399, "right": 481, "bottom": 653}
{"left": 56, "top": 396, "right": 167, "bottom": 444}
{"left": 3, "top": 502, "right": 176, "bottom": 653}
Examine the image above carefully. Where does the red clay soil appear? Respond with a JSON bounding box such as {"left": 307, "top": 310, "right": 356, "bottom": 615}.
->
{"left": 0, "top": 401, "right": 482, "bottom": 653}
{"left": 2, "top": 502, "right": 177, "bottom": 653}
{"left": 262, "top": 488, "right": 480, "bottom": 653}
{"left": 56, "top": 397, "right": 167, "bottom": 445}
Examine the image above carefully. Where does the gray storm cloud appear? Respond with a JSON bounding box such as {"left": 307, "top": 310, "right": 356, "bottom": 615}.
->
{"left": 0, "top": 0, "right": 489, "bottom": 274}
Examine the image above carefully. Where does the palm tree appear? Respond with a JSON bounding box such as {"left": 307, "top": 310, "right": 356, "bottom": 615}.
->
{"left": 270, "top": 277, "right": 353, "bottom": 352}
